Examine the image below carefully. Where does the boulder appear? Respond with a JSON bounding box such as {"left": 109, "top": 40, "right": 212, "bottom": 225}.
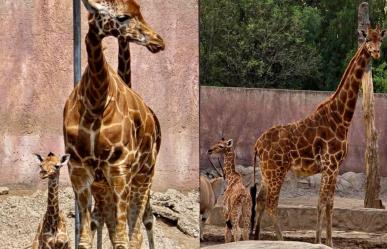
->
{"left": 0, "top": 187, "right": 9, "bottom": 195}
{"left": 151, "top": 189, "right": 199, "bottom": 237}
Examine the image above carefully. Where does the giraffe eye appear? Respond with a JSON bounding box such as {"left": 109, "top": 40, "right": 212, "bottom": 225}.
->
{"left": 117, "top": 15, "right": 131, "bottom": 22}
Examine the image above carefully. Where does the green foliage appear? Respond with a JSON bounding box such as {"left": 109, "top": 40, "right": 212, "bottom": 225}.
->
{"left": 200, "top": 0, "right": 387, "bottom": 93}
{"left": 374, "top": 62, "right": 387, "bottom": 92}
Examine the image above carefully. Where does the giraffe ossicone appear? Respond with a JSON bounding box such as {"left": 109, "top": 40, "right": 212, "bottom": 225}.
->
{"left": 32, "top": 153, "right": 71, "bottom": 249}
{"left": 63, "top": 0, "right": 164, "bottom": 248}
{"left": 252, "top": 25, "right": 386, "bottom": 247}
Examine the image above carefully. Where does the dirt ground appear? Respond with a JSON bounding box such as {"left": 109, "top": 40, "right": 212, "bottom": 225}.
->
{"left": 201, "top": 227, "right": 387, "bottom": 249}
{"left": 0, "top": 186, "right": 199, "bottom": 249}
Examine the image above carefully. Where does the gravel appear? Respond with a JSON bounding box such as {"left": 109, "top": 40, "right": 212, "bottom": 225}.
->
{"left": 0, "top": 187, "right": 198, "bottom": 249}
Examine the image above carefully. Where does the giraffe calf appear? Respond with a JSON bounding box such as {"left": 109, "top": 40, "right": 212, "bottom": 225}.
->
{"left": 32, "top": 152, "right": 71, "bottom": 249}
{"left": 208, "top": 138, "right": 252, "bottom": 243}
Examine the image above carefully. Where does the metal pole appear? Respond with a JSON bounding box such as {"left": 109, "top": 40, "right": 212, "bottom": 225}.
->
{"left": 73, "top": 0, "right": 82, "bottom": 86}
{"left": 73, "top": 0, "right": 81, "bottom": 247}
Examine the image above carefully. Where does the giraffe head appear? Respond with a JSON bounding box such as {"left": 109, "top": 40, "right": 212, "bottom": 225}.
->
{"left": 82, "top": 0, "right": 165, "bottom": 53}
{"left": 207, "top": 138, "right": 233, "bottom": 155}
{"left": 359, "top": 25, "right": 386, "bottom": 60}
{"left": 34, "top": 152, "right": 70, "bottom": 179}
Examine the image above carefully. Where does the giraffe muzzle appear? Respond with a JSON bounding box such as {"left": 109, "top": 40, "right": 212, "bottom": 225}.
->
{"left": 146, "top": 37, "right": 165, "bottom": 53}
{"left": 40, "top": 171, "right": 49, "bottom": 179}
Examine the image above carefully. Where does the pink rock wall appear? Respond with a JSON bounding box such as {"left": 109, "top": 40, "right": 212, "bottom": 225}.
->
{"left": 0, "top": 0, "right": 199, "bottom": 191}
{"left": 200, "top": 86, "right": 387, "bottom": 176}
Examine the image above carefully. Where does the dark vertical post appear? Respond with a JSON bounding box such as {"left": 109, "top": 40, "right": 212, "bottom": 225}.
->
{"left": 73, "top": 0, "right": 82, "bottom": 85}
{"left": 357, "top": 2, "right": 383, "bottom": 209}
{"left": 73, "top": 0, "right": 81, "bottom": 247}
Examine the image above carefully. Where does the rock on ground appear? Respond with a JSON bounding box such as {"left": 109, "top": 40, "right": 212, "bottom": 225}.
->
{"left": 202, "top": 241, "right": 332, "bottom": 249}
{"left": 0, "top": 187, "right": 9, "bottom": 195}
{"left": 151, "top": 189, "right": 199, "bottom": 238}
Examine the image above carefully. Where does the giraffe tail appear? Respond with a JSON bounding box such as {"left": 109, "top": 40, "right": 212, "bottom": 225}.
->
{"left": 250, "top": 148, "right": 258, "bottom": 234}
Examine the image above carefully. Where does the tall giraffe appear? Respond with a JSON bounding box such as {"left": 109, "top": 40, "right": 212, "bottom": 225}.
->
{"left": 117, "top": 36, "right": 156, "bottom": 249}
{"left": 252, "top": 26, "right": 385, "bottom": 247}
{"left": 208, "top": 138, "right": 252, "bottom": 243}
{"left": 32, "top": 153, "right": 71, "bottom": 249}
{"left": 63, "top": 0, "right": 164, "bottom": 248}
{"left": 89, "top": 36, "right": 155, "bottom": 249}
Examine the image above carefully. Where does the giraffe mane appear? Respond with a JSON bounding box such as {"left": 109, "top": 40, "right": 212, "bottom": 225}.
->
{"left": 316, "top": 43, "right": 366, "bottom": 111}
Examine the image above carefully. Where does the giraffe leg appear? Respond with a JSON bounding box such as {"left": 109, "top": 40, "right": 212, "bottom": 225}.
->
{"left": 315, "top": 168, "right": 338, "bottom": 247}
{"left": 142, "top": 195, "right": 155, "bottom": 249}
{"left": 223, "top": 206, "right": 232, "bottom": 243}
{"left": 128, "top": 161, "right": 155, "bottom": 249}
{"left": 254, "top": 184, "right": 267, "bottom": 240}
{"left": 325, "top": 198, "right": 334, "bottom": 247}
{"left": 70, "top": 166, "right": 94, "bottom": 249}
{"left": 106, "top": 165, "right": 131, "bottom": 249}
{"left": 241, "top": 196, "right": 252, "bottom": 241}
{"left": 31, "top": 221, "right": 42, "bottom": 249}
{"left": 315, "top": 197, "right": 324, "bottom": 244}
{"left": 266, "top": 177, "right": 285, "bottom": 241}
{"left": 91, "top": 206, "right": 103, "bottom": 249}
{"left": 231, "top": 205, "right": 241, "bottom": 242}
{"left": 224, "top": 218, "right": 233, "bottom": 243}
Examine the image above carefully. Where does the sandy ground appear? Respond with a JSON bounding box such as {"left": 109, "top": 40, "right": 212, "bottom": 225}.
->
{"left": 200, "top": 196, "right": 387, "bottom": 249}
{"left": 201, "top": 226, "right": 387, "bottom": 249}
{"left": 0, "top": 187, "right": 199, "bottom": 249}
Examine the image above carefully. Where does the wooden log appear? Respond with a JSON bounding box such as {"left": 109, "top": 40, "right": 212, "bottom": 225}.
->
{"left": 357, "top": 2, "right": 384, "bottom": 209}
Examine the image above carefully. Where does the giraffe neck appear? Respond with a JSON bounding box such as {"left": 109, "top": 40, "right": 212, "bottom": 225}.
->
{"left": 44, "top": 173, "right": 60, "bottom": 232}
{"left": 320, "top": 43, "right": 371, "bottom": 126}
{"left": 223, "top": 149, "right": 236, "bottom": 182}
{"left": 118, "top": 38, "right": 131, "bottom": 87}
{"left": 81, "top": 27, "right": 111, "bottom": 114}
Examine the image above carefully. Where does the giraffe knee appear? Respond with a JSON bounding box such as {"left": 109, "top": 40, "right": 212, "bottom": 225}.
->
{"left": 144, "top": 221, "right": 153, "bottom": 231}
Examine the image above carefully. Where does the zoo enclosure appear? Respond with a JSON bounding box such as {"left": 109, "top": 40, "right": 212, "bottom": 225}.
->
{"left": 200, "top": 86, "right": 387, "bottom": 175}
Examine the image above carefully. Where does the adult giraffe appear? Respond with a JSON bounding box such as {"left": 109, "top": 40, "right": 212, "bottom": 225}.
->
{"left": 252, "top": 26, "right": 385, "bottom": 247}
{"left": 63, "top": 0, "right": 164, "bottom": 248}
{"left": 89, "top": 35, "right": 156, "bottom": 249}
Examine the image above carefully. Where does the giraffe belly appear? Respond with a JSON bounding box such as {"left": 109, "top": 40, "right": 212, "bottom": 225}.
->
{"left": 290, "top": 159, "right": 321, "bottom": 177}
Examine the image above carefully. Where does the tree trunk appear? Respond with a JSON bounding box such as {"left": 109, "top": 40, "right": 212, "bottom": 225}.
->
{"left": 357, "top": 2, "right": 384, "bottom": 209}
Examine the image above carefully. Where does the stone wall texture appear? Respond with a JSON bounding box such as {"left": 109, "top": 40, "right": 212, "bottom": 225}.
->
{"left": 0, "top": 0, "right": 199, "bottom": 191}
{"left": 200, "top": 86, "right": 387, "bottom": 176}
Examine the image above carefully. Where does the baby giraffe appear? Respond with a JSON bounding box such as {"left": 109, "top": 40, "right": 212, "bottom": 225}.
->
{"left": 32, "top": 152, "right": 71, "bottom": 249}
{"left": 208, "top": 138, "right": 252, "bottom": 243}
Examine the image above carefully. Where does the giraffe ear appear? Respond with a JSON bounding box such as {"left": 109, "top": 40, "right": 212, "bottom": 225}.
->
{"left": 58, "top": 154, "right": 71, "bottom": 166}
{"left": 226, "top": 139, "right": 233, "bottom": 147}
{"left": 34, "top": 153, "right": 44, "bottom": 163}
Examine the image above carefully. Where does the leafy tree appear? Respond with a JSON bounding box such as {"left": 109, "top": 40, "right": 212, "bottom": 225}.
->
{"left": 374, "top": 62, "right": 387, "bottom": 92}
{"left": 200, "top": 0, "right": 387, "bottom": 93}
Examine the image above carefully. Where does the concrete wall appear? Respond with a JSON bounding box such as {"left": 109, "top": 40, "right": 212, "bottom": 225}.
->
{"left": 200, "top": 86, "right": 387, "bottom": 176}
{"left": 0, "top": 0, "right": 199, "bottom": 191}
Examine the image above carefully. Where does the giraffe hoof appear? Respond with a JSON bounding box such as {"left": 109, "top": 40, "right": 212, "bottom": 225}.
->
{"left": 78, "top": 244, "right": 91, "bottom": 249}
{"left": 114, "top": 246, "right": 128, "bottom": 249}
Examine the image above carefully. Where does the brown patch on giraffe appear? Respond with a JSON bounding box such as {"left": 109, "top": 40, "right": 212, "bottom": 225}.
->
{"left": 355, "top": 68, "right": 363, "bottom": 79}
